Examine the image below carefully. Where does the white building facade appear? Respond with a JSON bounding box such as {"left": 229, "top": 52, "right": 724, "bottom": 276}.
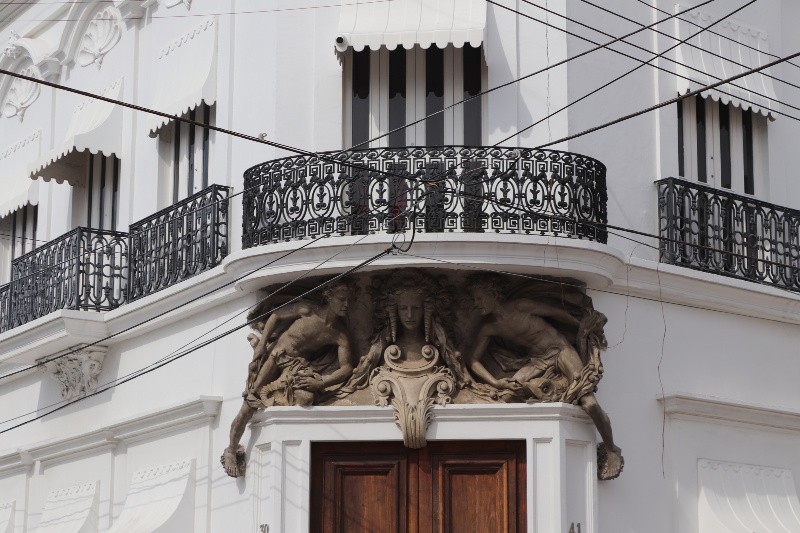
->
{"left": 1, "top": 0, "right": 800, "bottom": 531}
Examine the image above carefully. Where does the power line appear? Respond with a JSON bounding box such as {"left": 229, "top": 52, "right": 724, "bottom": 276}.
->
{"left": 0, "top": 194, "right": 429, "bottom": 381}
{"left": 632, "top": 0, "right": 800, "bottom": 73}
{"left": 0, "top": 247, "right": 393, "bottom": 435}
{"left": 577, "top": 0, "right": 800, "bottom": 93}
{"left": 346, "top": 0, "right": 718, "bottom": 150}
{"left": 0, "top": 0, "right": 392, "bottom": 22}
{"left": 491, "top": 0, "right": 800, "bottom": 125}
{"left": 496, "top": 0, "right": 760, "bottom": 145}
{"left": 530, "top": 49, "right": 800, "bottom": 150}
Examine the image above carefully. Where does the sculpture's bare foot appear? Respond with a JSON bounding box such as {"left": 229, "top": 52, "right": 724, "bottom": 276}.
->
{"left": 597, "top": 443, "right": 624, "bottom": 480}
{"left": 220, "top": 445, "right": 247, "bottom": 478}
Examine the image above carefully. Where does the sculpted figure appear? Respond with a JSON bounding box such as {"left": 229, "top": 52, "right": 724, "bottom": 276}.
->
{"left": 467, "top": 277, "right": 623, "bottom": 480}
{"left": 221, "top": 282, "right": 357, "bottom": 478}
{"left": 337, "top": 272, "right": 470, "bottom": 397}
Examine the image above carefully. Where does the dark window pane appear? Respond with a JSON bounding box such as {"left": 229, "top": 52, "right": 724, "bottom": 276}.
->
{"left": 677, "top": 99, "right": 685, "bottom": 177}
{"left": 696, "top": 95, "right": 706, "bottom": 183}
{"left": 352, "top": 50, "right": 370, "bottom": 149}
{"left": 388, "top": 48, "right": 406, "bottom": 148}
{"left": 719, "top": 102, "right": 731, "bottom": 189}
{"left": 463, "top": 45, "right": 482, "bottom": 146}
{"left": 743, "top": 110, "right": 754, "bottom": 195}
{"left": 426, "top": 47, "right": 444, "bottom": 145}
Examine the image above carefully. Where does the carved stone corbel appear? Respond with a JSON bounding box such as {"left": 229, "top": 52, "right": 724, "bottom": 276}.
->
{"left": 40, "top": 346, "right": 107, "bottom": 400}
{"left": 370, "top": 344, "right": 456, "bottom": 448}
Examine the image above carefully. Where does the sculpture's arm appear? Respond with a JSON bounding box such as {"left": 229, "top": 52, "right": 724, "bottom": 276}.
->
{"left": 252, "top": 303, "right": 312, "bottom": 359}
{"left": 515, "top": 299, "right": 580, "bottom": 327}
{"left": 323, "top": 334, "right": 355, "bottom": 388}
{"left": 467, "top": 326, "right": 500, "bottom": 387}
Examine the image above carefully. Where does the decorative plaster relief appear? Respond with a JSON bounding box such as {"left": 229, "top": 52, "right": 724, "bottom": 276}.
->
{"left": 78, "top": 6, "right": 122, "bottom": 68}
{"left": 0, "top": 500, "right": 13, "bottom": 533}
{"left": 3, "top": 31, "right": 21, "bottom": 59}
{"left": 159, "top": 18, "right": 214, "bottom": 59}
{"left": 370, "top": 344, "right": 456, "bottom": 448}
{"left": 698, "top": 459, "right": 800, "bottom": 532}
{"left": 164, "top": 0, "right": 192, "bottom": 9}
{"left": 1, "top": 65, "right": 40, "bottom": 121}
{"left": 0, "top": 129, "right": 40, "bottom": 160}
{"left": 221, "top": 268, "right": 623, "bottom": 480}
{"left": 40, "top": 346, "right": 107, "bottom": 400}
{"left": 38, "top": 481, "right": 99, "bottom": 533}
{"left": 107, "top": 459, "right": 195, "bottom": 533}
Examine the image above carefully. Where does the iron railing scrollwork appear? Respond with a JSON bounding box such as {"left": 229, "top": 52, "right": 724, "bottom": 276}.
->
{"left": 128, "top": 184, "right": 230, "bottom": 301}
{"left": 658, "top": 177, "right": 800, "bottom": 292}
{"left": 6, "top": 227, "right": 128, "bottom": 329}
{"left": 242, "top": 146, "right": 608, "bottom": 248}
{"left": 0, "top": 184, "right": 230, "bottom": 333}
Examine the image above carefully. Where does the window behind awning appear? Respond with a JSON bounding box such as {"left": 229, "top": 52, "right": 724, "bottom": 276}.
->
{"left": 335, "top": 0, "right": 486, "bottom": 52}
{"left": 146, "top": 17, "right": 217, "bottom": 135}
{"left": 675, "top": 7, "right": 778, "bottom": 118}
{"left": 28, "top": 79, "right": 123, "bottom": 185}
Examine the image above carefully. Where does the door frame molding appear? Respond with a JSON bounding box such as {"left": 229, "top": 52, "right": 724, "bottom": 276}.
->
{"left": 248, "top": 403, "right": 598, "bottom": 533}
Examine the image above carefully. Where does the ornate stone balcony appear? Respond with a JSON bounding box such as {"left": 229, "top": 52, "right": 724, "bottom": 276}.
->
{"left": 242, "top": 146, "right": 609, "bottom": 248}
{"left": 658, "top": 177, "right": 800, "bottom": 292}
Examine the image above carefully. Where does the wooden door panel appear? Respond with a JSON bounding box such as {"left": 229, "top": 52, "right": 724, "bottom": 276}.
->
{"left": 423, "top": 441, "right": 526, "bottom": 533}
{"left": 311, "top": 440, "right": 525, "bottom": 533}
{"left": 311, "top": 442, "right": 408, "bottom": 533}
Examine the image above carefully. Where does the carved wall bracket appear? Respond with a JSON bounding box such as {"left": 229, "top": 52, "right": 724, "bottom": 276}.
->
{"left": 2, "top": 65, "right": 40, "bottom": 120}
{"left": 77, "top": 6, "right": 122, "bottom": 68}
{"left": 40, "top": 346, "right": 107, "bottom": 400}
{"left": 369, "top": 344, "right": 456, "bottom": 448}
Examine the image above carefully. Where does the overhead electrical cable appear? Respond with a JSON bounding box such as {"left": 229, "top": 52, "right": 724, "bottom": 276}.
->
{"left": 632, "top": 0, "right": 800, "bottom": 72}
{"left": 493, "top": 0, "right": 760, "bottom": 145}
{"left": 576, "top": 0, "right": 800, "bottom": 92}
{"left": 487, "top": 0, "right": 800, "bottom": 124}
{"left": 0, "top": 247, "right": 393, "bottom": 435}
{"left": 0, "top": 202, "right": 424, "bottom": 422}
{"left": 345, "top": 0, "right": 718, "bottom": 150}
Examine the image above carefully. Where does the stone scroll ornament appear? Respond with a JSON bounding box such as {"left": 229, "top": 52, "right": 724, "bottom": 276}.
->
{"left": 370, "top": 344, "right": 456, "bottom": 449}
{"left": 220, "top": 269, "right": 622, "bottom": 481}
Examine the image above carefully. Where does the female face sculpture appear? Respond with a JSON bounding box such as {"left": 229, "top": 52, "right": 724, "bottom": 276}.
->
{"left": 395, "top": 290, "right": 424, "bottom": 334}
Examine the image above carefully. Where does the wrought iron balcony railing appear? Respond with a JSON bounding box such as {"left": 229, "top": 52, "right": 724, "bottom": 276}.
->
{"left": 242, "top": 146, "right": 608, "bottom": 248}
{"left": 3, "top": 227, "right": 128, "bottom": 331}
{"left": 0, "top": 184, "right": 230, "bottom": 334}
{"left": 128, "top": 185, "right": 230, "bottom": 301}
{"left": 658, "top": 177, "right": 800, "bottom": 292}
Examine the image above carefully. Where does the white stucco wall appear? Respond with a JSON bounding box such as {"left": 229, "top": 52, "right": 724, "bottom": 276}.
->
{"left": 1, "top": 1, "right": 800, "bottom": 532}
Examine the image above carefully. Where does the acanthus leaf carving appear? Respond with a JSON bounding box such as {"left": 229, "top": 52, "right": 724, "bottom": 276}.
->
{"left": 78, "top": 6, "right": 122, "bottom": 68}
{"left": 40, "top": 346, "right": 107, "bottom": 400}
{"left": 369, "top": 344, "right": 456, "bottom": 448}
{"left": 3, "top": 31, "right": 22, "bottom": 59}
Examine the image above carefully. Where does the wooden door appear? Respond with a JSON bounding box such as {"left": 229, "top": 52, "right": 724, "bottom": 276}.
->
{"left": 311, "top": 440, "right": 526, "bottom": 533}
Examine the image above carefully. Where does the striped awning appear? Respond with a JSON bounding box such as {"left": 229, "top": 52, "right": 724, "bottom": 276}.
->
{"left": 675, "top": 6, "right": 778, "bottom": 118}
{"left": 336, "top": 0, "right": 486, "bottom": 52}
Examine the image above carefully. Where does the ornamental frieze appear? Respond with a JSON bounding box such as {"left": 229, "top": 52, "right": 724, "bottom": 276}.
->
{"left": 221, "top": 268, "right": 623, "bottom": 480}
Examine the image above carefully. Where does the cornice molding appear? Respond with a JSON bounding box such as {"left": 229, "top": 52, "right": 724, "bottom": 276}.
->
{"left": 0, "top": 396, "right": 221, "bottom": 473}
{"left": 660, "top": 392, "right": 800, "bottom": 433}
